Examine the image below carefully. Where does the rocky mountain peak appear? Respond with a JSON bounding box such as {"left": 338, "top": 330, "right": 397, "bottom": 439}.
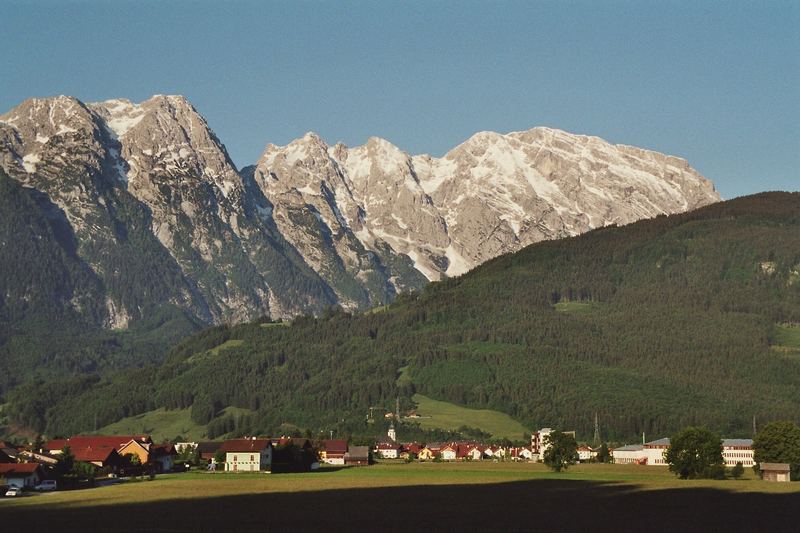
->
{"left": 0, "top": 94, "right": 721, "bottom": 327}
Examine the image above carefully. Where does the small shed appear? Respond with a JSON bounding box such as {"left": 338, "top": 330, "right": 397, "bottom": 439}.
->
{"left": 760, "top": 463, "right": 791, "bottom": 482}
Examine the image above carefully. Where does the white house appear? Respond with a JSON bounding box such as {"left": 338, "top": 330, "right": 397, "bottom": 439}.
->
{"left": 466, "top": 446, "right": 484, "bottom": 461}
{"left": 515, "top": 447, "right": 534, "bottom": 461}
{"left": 218, "top": 438, "right": 272, "bottom": 472}
{"left": 440, "top": 445, "right": 458, "bottom": 461}
{"left": 374, "top": 442, "right": 401, "bottom": 459}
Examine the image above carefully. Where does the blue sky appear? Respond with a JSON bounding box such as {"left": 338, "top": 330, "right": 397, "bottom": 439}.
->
{"left": 2, "top": 0, "right": 797, "bottom": 198}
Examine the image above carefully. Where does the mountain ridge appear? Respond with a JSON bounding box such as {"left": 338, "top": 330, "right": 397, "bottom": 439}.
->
{"left": 0, "top": 94, "right": 719, "bottom": 327}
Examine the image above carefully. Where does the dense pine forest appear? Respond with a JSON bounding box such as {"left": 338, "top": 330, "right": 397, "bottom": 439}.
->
{"left": 3, "top": 192, "right": 800, "bottom": 442}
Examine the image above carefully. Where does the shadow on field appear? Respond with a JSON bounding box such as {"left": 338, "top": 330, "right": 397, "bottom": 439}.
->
{"left": 4, "top": 478, "right": 798, "bottom": 532}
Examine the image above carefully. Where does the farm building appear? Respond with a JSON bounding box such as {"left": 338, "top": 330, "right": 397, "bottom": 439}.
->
{"left": 760, "top": 463, "right": 791, "bottom": 482}
{"left": 345, "top": 446, "right": 370, "bottom": 466}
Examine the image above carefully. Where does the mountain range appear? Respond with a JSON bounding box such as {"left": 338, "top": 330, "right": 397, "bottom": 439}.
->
{"left": 0, "top": 95, "right": 719, "bottom": 329}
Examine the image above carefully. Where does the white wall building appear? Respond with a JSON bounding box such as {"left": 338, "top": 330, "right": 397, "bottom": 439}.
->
{"left": 441, "top": 446, "right": 458, "bottom": 461}
{"left": 722, "top": 439, "right": 754, "bottom": 467}
{"left": 612, "top": 437, "right": 754, "bottom": 467}
{"left": 611, "top": 444, "right": 644, "bottom": 464}
{"left": 218, "top": 439, "right": 273, "bottom": 472}
{"left": 374, "top": 443, "right": 401, "bottom": 459}
{"left": 642, "top": 438, "right": 670, "bottom": 466}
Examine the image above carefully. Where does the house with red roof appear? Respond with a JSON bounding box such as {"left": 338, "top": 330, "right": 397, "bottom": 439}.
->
{"left": 465, "top": 445, "right": 485, "bottom": 461}
{"left": 44, "top": 435, "right": 153, "bottom": 471}
{"left": 45, "top": 435, "right": 152, "bottom": 455}
{"left": 321, "top": 439, "right": 348, "bottom": 465}
{"left": 399, "top": 443, "right": 422, "bottom": 460}
{"left": 72, "top": 446, "right": 123, "bottom": 468}
{"left": 218, "top": 438, "right": 272, "bottom": 472}
{"left": 0, "top": 463, "right": 43, "bottom": 488}
{"left": 510, "top": 447, "right": 534, "bottom": 461}
{"left": 441, "top": 444, "right": 459, "bottom": 461}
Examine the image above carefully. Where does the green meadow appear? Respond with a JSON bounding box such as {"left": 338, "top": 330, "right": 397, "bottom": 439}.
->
{"left": 410, "top": 394, "right": 545, "bottom": 440}
{"left": 2, "top": 463, "right": 797, "bottom": 531}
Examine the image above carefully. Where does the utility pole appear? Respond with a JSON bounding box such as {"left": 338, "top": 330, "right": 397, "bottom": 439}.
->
{"left": 396, "top": 397, "right": 400, "bottom": 420}
{"left": 753, "top": 415, "right": 757, "bottom": 437}
{"left": 593, "top": 412, "right": 600, "bottom": 447}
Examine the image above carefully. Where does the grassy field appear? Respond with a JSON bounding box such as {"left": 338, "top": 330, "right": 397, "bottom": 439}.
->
{"left": 553, "top": 300, "right": 601, "bottom": 313}
{"left": 95, "top": 408, "right": 205, "bottom": 442}
{"left": 94, "top": 406, "right": 256, "bottom": 442}
{"left": 771, "top": 324, "right": 800, "bottom": 360}
{"left": 411, "top": 394, "right": 530, "bottom": 440}
{"left": 775, "top": 324, "right": 800, "bottom": 348}
{"left": 2, "top": 462, "right": 797, "bottom": 531}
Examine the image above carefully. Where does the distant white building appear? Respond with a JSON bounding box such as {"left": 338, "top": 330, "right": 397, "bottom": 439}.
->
{"left": 531, "top": 428, "right": 552, "bottom": 462}
{"left": 611, "top": 437, "right": 754, "bottom": 467}
{"left": 611, "top": 444, "right": 645, "bottom": 464}
{"left": 722, "top": 439, "right": 754, "bottom": 467}
{"left": 642, "top": 438, "right": 670, "bottom": 466}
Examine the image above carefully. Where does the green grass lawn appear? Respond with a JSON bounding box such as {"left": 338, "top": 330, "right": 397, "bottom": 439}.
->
{"left": 3, "top": 462, "right": 798, "bottom": 531}
{"left": 411, "top": 394, "right": 529, "bottom": 440}
{"left": 5, "top": 462, "right": 797, "bottom": 511}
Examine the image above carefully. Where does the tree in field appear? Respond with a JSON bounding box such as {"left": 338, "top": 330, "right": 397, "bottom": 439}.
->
{"left": 54, "top": 445, "right": 75, "bottom": 479}
{"left": 731, "top": 462, "right": 745, "bottom": 479}
{"left": 543, "top": 431, "right": 578, "bottom": 472}
{"left": 753, "top": 421, "right": 800, "bottom": 481}
{"left": 595, "top": 443, "right": 611, "bottom": 463}
{"left": 665, "top": 426, "right": 724, "bottom": 479}
{"left": 214, "top": 450, "right": 227, "bottom": 470}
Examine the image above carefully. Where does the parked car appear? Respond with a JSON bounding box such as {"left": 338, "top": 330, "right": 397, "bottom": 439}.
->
{"left": 35, "top": 480, "right": 57, "bottom": 491}
{"left": 5, "top": 486, "right": 23, "bottom": 497}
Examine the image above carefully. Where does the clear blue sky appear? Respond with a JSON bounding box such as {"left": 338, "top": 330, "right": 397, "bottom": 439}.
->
{"left": 3, "top": 0, "right": 798, "bottom": 198}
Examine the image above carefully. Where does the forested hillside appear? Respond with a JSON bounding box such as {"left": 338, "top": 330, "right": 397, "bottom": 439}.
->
{"left": 5, "top": 192, "right": 800, "bottom": 442}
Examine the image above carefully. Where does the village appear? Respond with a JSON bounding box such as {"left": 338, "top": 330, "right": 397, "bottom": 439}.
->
{"left": 1, "top": 424, "right": 792, "bottom": 496}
